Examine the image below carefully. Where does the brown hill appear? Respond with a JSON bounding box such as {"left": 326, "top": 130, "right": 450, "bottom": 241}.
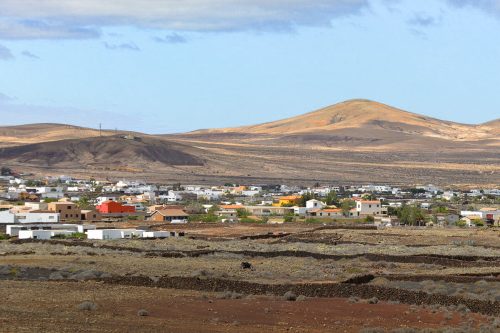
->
{"left": 186, "top": 100, "right": 498, "bottom": 148}
{"left": 480, "top": 118, "right": 500, "bottom": 131}
{"left": 0, "top": 100, "right": 498, "bottom": 185}
{"left": 0, "top": 135, "right": 204, "bottom": 169}
{"left": 0, "top": 123, "right": 123, "bottom": 148}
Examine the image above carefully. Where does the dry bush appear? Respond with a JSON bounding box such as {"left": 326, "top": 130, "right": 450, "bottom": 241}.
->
{"left": 137, "top": 309, "right": 149, "bottom": 316}
{"left": 370, "top": 277, "right": 390, "bottom": 286}
{"left": 77, "top": 301, "right": 97, "bottom": 311}
{"left": 283, "top": 291, "right": 297, "bottom": 301}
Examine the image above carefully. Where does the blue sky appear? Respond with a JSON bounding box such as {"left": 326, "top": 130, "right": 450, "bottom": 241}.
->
{"left": 0, "top": 0, "right": 499, "bottom": 133}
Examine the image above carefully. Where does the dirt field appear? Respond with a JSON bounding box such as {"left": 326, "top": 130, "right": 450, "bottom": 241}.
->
{"left": 0, "top": 224, "right": 499, "bottom": 332}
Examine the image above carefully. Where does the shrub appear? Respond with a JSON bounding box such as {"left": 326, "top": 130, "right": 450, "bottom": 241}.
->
{"left": 473, "top": 219, "right": 484, "bottom": 227}
{"left": 77, "top": 301, "right": 97, "bottom": 311}
{"left": 52, "top": 232, "right": 86, "bottom": 240}
{"left": 283, "top": 291, "right": 297, "bottom": 301}
{"left": 195, "top": 214, "right": 219, "bottom": 223}
{"left": 236, "top": 208, "right": 250, "bottom": 218}
{"left": 217, "top": 291, "right": 243, "bottom": 299}
{"left": 0, "top": 234, "right": 9, "bottom": 240}
{"left": 367, "top": 297, "right": 379, "bottom": 304}
{"left": 240, "top": 217, "right": 264, "bottom": 223}
{"left": 137, "top": 309, "right": 149, "bottom": 316}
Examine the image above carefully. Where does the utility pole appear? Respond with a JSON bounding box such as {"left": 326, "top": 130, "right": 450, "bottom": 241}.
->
{"left": 99, "top": 123, "right": 102, "bottom": 137}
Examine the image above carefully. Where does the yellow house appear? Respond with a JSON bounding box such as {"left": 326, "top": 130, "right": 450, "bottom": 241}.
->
{"left": 273, "top": 195, "right": 302, "bottom": 207}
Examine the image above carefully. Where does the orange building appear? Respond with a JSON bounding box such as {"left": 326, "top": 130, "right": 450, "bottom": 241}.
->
{"left": 96, "top": 201, "right": 136, "bottom": 214}
{"left": 273, "top": 195, "right": 302, "bottom": 207}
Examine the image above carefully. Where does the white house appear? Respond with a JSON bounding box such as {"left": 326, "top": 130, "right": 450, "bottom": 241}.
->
{"left": 460, "top": 211, "right": 485, "bottom": 219}
{"left": 420, "top": 203, "right": 431, "bottom": 210}
{"left": 95, "top": 196, "right": 118, "bottom": 205}
{"left": 161, "top": 190, "right": 183, "bottom": 202}
{"left": 0, "top": 210, "right": 16, "bottom": 223}
{"left": 142, "top": 231, "right": 170, "bottom": 238}
{"left": 306, "top": 199, "right": 326, "bottom": 210}
{"left": 18, "top": 230, "right": 74, "bottom": 240}
{"left": 242, "top": 190, "right": 260, "bottom": 197}
{"left": 0, "top": 210, "right": 59, "bottom": 224}
{"left": 24, "top": 202, "right": 48, "bottom": 211}
{"left": 86, "top": 229, "right": 181, "bottom": 240}
{"left": 86, "top": 229, "right": 143, "bottom": 240}
{"left": 7, "top": 224, "right": 95, "bottom": 237}
{"left": 355, "top": 200, "right": 382, "bottom": 216}
{"left": 293, "top": 207, "right": 307, "bottom": 216}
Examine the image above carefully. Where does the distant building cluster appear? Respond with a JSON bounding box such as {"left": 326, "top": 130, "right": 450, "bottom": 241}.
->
{"left": 0, "top": 173, "right": 499, "bottom": 240}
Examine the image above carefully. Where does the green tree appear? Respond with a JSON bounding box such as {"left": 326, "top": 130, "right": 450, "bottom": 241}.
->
{"left": 236, "top": 208, "right": 250, "bottom": 218}
{"left": 341, "top": 199, "right": 356, "bottom": 217}
{"left": 185, "top": 202, "right": 205, "bottom": 214}
{"left": 0, "top": 167, "right": 12, "bottom": 176}
{"left": 208, "top": 205, "right": 220, "bottom": 214}
{"left": 325, "top": 191, "right": 339, "bottom": 206}
{"left": 398, "top": 205, "right": 425, "bottom": 226}
{"left": 78, "top": 196, "right": 93, "bottom": 210}
{"left": 299, "top": 192, "right": 316, "bottom": 207}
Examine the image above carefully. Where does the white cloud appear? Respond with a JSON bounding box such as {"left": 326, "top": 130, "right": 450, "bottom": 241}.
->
{"left": 0, "top": 44, "right": 14, "bottom": 59}
{"left": 154, "top": 33, "right": 188, "bottom": 44}
{"left": 0, "top": 0, "right": 369, "bottom": 39}
{"left": 21, "top": 50, "right": 40, "bottom": 59}
{"left": 447, "top": 0, "right": 500, "bottom": 16}
{"left": 104, "top": 42, "right": 140, "bottom": 51}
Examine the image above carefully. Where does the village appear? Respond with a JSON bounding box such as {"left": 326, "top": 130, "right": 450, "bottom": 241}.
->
{"left": 1, "top": 170, "right": 500, "bottom": 332}
{"left": 0, "top": 167, "right": 499, "bottom": 240}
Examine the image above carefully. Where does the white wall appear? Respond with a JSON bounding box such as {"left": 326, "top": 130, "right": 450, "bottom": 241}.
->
{"left": 0, "top": 211, "right": 16, "bottom": 224}
{"left": 356, "top": 201, "right": 382, "bottom": 215}
{"left": 15, "top": 213, "right": 60, "bottom": 224}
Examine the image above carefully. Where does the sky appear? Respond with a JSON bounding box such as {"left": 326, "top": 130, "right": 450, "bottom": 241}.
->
{"left": 0, "top": 0, "right": 499, "bottom": 133}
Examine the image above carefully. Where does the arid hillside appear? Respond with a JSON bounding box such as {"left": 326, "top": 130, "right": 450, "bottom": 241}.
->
{"left": 182, "top": 100, "right": 499, "bottom": 149}
{"left": 0, "top": 100, "right": 498, "bottom": 186}
{"left": 0, "top": 135, "right": 205, "bottom": 172}
{"left": 0, "top": 123, "right": 123, "bottom": 148}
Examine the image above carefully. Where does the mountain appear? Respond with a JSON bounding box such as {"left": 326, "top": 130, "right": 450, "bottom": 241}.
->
{"left": 0, "top": 135, "right": 204, "bottom": 170}
{"left": 185, "top": 100, "right": 498, "bottom": 148}
{"left": 0, "top": 100, "right": 498, "bottom": 186}
{"left": 480, "top": 118, "right": 500, "bottom": 130}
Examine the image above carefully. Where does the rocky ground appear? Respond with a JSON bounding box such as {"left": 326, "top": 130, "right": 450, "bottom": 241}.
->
{"left": 0, "top": 224, "right": 499, "bottom": 332}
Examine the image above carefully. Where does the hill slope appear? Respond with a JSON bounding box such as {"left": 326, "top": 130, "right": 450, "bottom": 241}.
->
{"left": 0, "top": 123, "right": 127, "bottom": 148}
{"left": 187, "top": 100, "right": 497, "bottom": 146}
{"left": 0, "top": 135, "right": 204, "bottom": 169}
{"left": 0, "top": 100, "right": 498, "bottom": 185}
